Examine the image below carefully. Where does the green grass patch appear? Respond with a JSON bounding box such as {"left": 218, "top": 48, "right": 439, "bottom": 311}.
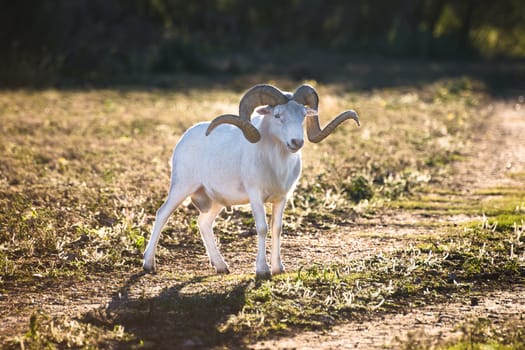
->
{"left": 390, "top": 199, "right": 476, "bottom": 215}
{"left": 392, "top": 185, "right": 525, "bottom": 223}
{"left": 399, "top": 316, "right": 525, "bottom": 349}
{"left": 486, "top": 214, "right": 525, "bottom": 232}
{"left": 474, "top": 186, "right": 525, "bottom": 197}
{"left": 481, "top": 197, "right": 525, "bottom": 217}
{"left": 508, "top": 172, "right": 525, "bottom": 181}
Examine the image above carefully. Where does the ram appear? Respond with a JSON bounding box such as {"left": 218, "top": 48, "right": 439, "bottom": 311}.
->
{"left": 143, "top": 84, "right": 360, "bottom": 277}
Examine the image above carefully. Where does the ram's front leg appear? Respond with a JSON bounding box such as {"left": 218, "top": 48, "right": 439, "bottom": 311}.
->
{"left": 249, "top": 193, "right": 271, "bottom": 278}
{"left": 270, "top": 199, "right": 286, "bottom": 275}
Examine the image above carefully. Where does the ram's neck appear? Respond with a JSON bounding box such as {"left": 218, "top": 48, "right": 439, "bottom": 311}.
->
{"left": 238, "top": 115, "right": 301, "bottom": 199}
{"left": 245, "top": 141, "right": 300, "bottom": 201}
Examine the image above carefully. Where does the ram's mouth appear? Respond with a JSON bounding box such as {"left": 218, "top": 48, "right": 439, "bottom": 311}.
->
{"left": 286, "top": 143, "right": 302, "bottom": 153}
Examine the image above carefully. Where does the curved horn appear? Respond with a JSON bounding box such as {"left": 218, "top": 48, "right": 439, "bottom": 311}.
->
{"left": 292, "top": 84, "right": 319, "bottom": 109}
{"left": 205, "top": 114, "right": 262, "bottom": 143}
{"left": 206, "top": 84, "right": 289, "bottom": 143}
{"left": 293, "top": 84, "right": 360, "bottom": 143}
{"left": 306, "top": 110, "right": 360, "bottom": 143}
{"left": 238, "top": 84, "right": 289, "bottom": 120}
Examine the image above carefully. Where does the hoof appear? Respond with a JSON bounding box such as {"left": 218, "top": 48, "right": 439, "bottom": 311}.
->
{"left": 143, "top": 260, "right": 156, "bottom": 273}
{"left": 271, "top": 267, "right": 285, "bottom": 276}
{"left": 256, "top": 271, "right": 272, "bottom": 280}
{"left": 256, "top": 262, "right": 271, "bottom": 279}
{"left": 215, "top": 265, "right": 230, "bottom": 274}
{"left": 256, "top": 266, "right": 272, "bottom": 280}
{"left": 210, "top": 259, "right": 230, "bottom": 275}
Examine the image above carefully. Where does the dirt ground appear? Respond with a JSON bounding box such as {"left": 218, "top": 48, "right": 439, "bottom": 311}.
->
{"left": 1, "top": 97, "right": 524, "bottom": 349}
{"left": 249, "top": 102, "right": 525, "bottom": 349}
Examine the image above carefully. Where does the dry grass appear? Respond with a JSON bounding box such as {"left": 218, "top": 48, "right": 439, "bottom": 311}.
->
{"left": 1, "top": 74, "right": 524, "bottom": 348}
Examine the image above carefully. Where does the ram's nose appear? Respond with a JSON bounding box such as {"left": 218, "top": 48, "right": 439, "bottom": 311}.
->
{"left": 290, "top": 138, "right": 304, "bottom": 149}
{"left": 287, "top": 138, "right": 304, "bottom": 152}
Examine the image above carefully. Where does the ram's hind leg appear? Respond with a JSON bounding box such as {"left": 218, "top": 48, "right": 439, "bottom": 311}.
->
{"left": 143, "top": 183, "right": 193, "bottom": 272}
{"left": 192, "top": 189, "right": 228, "bottom": 274}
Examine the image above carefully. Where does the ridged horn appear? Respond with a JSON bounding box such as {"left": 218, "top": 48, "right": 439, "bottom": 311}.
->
{"left": 206, "top": 84, "right": 289, "bottom": 143}
{"left": 293, "top": 84, "right": 360, "bottom": 143}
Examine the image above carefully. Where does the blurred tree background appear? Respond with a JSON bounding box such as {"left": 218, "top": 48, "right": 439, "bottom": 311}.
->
{"left": 1, "top": 0, "right": 524, "bottom": 85}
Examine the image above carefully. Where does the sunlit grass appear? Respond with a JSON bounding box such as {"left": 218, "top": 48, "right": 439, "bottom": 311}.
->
{"left": 1, "top": 79, "right": 484, "bottom": 282}
{"left": 2, "top": 76, "right": 524, "bottom": 348}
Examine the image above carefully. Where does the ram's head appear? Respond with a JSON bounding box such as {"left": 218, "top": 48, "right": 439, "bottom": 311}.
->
{"left": 205, "top": 84, "right": 360, "bottom": 144}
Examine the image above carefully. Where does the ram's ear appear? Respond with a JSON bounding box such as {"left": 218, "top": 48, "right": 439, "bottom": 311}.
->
{"left": 255, "top": 106, "right": 273, "bottom": 115}
{"left": 305, "top": 107, "right": 318, "bottom": 117}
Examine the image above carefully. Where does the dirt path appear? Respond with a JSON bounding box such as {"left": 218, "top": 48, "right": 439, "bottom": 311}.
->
{"left": 450, "top": 101, "right": 525, "bottom": 188}
{"left": 248, "top": 101, "right": 525, "bottom": 349}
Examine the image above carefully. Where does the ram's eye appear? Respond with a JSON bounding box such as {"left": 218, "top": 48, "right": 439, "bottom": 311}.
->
{"left": 274, "top": 114, "right": 281, "bottom": 119}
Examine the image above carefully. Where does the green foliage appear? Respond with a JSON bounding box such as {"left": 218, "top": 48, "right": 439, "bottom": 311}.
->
{"left": 378, "top": 171, "right": 431, "bottom": 200}
{"left": 153, "top": 39, "right": 211, "bottom": 74}
{"left": 1, "top": 1, "right": 525, "bottom": 83}
{"left": 344, "top": 175, "right": 374, "bottom": 203}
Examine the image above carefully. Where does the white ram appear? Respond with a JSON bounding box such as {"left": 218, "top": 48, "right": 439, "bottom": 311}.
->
{"left": 143, "top": 84, "right": 360, "bottom": 277}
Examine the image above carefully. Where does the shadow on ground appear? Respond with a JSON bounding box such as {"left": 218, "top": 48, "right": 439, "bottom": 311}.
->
{"left": 84, "top": 271, "right": 253, "bottom": 348}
